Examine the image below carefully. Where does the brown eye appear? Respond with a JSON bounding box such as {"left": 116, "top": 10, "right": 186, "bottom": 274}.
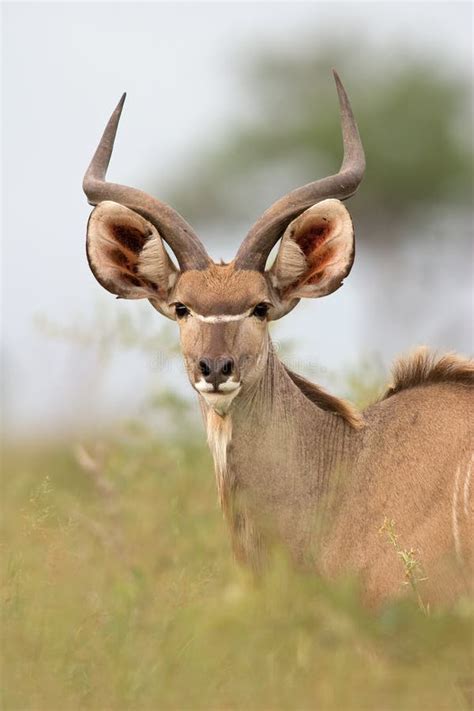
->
{"left": 175, "top": 303, "right": 190, "bottom": 319}
{"left": 252, "top": 302, "right": 269, "bottom": 320}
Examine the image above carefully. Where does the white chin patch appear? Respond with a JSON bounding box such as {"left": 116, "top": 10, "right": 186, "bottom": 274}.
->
{"left": 194, "top": 378, "right": 241, "bottom": 415}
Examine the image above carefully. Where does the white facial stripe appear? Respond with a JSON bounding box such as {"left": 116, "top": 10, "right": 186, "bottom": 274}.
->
{"left": 192, "top": 311, "right": 250, "bottom": 323}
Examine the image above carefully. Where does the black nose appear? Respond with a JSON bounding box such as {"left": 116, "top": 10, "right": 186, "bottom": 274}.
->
{"left": 199, "top": 356, "right": 235, "bottom": 389}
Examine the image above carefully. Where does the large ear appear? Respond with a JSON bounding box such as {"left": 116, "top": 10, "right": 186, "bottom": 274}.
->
{"left": 268, "top": 199, "right": 354, "bottom": 319}
{"left": 86, "top": 201, "right": 178, "bottom": 319}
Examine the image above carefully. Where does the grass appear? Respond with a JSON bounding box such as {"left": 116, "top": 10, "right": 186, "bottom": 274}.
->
{"left": 2, "top": 316, "right": 473, "bottom": 710}
{"left": 2, "top": 422, "right": 473, "bottom": 711}
{"left": 379, "top": 517, "right": 430, "bottom": 616}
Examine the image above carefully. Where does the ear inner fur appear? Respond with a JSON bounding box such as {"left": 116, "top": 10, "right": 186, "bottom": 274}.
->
{"left": 137, "top": 230, "right": 178, "bottom": 294}
{"left": 86, "top": 201, "right": 178, "bottom": 301}
{"left": 271, "top": 199, "right": 354, "bottom": 300}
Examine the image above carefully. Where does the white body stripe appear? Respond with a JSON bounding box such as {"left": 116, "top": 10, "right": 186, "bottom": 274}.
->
{"left": 463, "top": 454, "right": 473, "bottom": 517}
{"left": 452, "top": 464, "right": 463, "bottom": 564}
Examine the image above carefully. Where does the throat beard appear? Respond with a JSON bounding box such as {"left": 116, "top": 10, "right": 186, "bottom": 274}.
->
{"left": 205, "top": 408, "right": 233, "bottom": 509}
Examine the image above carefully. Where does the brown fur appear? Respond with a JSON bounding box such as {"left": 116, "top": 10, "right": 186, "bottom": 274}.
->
{"left": 383, "top": 347, "right": 474, "bottom": 400}
{"left": 177, "top": 264, "right": 269, "bottom": 316}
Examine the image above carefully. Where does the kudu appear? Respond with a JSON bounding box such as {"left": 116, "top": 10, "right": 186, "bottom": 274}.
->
{"left": 83, "top": 72, "right": 473, "bottom": 606}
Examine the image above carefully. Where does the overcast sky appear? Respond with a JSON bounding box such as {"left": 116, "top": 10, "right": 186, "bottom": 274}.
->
{"left": 2, "top": 2, "right": 472, "bottom": 436}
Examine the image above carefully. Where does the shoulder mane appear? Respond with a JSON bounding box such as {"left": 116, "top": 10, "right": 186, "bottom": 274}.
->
{"left": 382, "top": 347, "right": 474, "bottom": 400}
{"left": 284, "top": 366, "right": 364, "bottom": 429}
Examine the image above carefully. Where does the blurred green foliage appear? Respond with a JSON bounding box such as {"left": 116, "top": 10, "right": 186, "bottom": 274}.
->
{"left": 168, "top": 45, "right": 472, "bottom": 237}
{"left": 2, "top": 431, "right": 473, "bottom": 711}
{"left": 35, "top": 306, "right": 180, "bottom": 365}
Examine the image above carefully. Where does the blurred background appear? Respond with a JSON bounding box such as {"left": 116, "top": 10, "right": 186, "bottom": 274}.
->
{"left": 2, "top": 5, "right": 474, "bottom": 710}
{"left": 3, "top": 1, "right": 473, "bottom": 439}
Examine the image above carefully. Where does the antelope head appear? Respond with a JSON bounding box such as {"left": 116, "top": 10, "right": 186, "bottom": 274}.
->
{"left": 83, "top": 72, "right": 365, "bottom": 415}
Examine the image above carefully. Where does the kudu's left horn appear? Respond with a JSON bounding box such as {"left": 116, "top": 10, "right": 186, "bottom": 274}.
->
{"left": 234, "top": 70, "right": 366, "bottom": 272}
{"left": 83, "top": 93, "right": 211, "bottom": 271}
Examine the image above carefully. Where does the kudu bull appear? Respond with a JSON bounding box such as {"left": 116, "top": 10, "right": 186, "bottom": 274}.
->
{"left": 83, "top": 72, "right": 473, "bottom": 606}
